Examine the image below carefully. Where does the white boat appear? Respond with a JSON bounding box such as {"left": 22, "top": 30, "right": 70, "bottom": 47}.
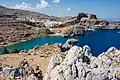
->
{"left": 86, "top": 28, "right": 95, "bottom": 31}
{"left": 117, "top": 31, "right": 120, "bottom": 33}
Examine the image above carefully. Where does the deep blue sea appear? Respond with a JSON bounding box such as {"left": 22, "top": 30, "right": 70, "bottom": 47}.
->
{"left": 0, "top": 30, "right": 120, "bottom": 56}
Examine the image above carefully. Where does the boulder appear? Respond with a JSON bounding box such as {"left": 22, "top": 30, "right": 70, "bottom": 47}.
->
{"left": 27, "top": 74, "right": 38, "bottom": 80}
{"left": 66, "top": 38, "right": 78, "bottom": 45}
{"left": 3, "top": 66, "right": 14, "bottom": 76}
{"left": 61, "top": 43, "right": 72, "bottom": 52}
{"left": 10, "top": 68, "right": 22, "bottom": 79}
{"left": 0, "top": 59, "right": 43, "bottom": 80}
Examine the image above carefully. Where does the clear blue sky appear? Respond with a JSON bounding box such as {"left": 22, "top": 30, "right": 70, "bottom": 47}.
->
{"left": 0, "top": 0, "right": 120, "bottom": 20}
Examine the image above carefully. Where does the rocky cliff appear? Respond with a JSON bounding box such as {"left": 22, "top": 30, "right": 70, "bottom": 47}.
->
{"left": 60, "top": 13, "right": 109, "bottom": 29}
{"left": 45, "top": 45, "right": 120, "bottom": 80}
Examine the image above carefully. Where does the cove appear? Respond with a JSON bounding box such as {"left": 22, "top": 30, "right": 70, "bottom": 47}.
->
{"left": 0, "top": 30, "right": 120, "bottom": 56}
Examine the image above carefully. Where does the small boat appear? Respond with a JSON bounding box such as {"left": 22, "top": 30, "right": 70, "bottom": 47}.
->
{"left": 87, "top": 28, "right": 95, "bottom": 31}
{"left": 117, "top": 31, "right": 120, "bottom": 33}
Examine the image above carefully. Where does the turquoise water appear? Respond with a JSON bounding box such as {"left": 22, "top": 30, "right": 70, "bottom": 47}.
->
{"left": 0, "top": 30, "right": 120, "bottom": 56}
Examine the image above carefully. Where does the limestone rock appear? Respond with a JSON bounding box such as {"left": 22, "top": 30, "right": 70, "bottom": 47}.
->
{"left": 66, "top": 38, "right": 78, "bottom": 45}
{"left": 45, "top": 45, "right": 120, "bottom": 80}
{"left": 0, "top": 59, "right": 43, "bottom": 80}
{"left": 27, "top": 74, "right": 38, "bottom": 80}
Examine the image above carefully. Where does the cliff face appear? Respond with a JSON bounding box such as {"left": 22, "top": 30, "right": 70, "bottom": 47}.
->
{"left": 45, "top": 45, "right": 120, "bottom": 80}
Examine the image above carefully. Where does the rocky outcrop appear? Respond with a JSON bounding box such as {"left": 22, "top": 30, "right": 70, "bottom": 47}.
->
{"left": 0, "top": 59, "right": 43, "bottom": 80}
{"left": 66, "top": 38, "right": 78, "bottom": 45}
{"left": 63, "top": 26, "right": 86, "bottom": 37}
{"left": 0, "top": 44, "right": 61, "bottom": 79}
{"left": 76, "top": 13, "right": 97, "bottom": 22}
{"left": 76, "top": 13, "right": 109, "bottom": 28}
{"left": 61, "top": 13, "right": 110, "bottom": 37}
{"left": 60, "top": 38, "right": 79, "bottom": 52}
{"left": 61, "top": 13, "right": 110, "bottom": 30}
{"left": 45, "top": 45, "right": 120, "bottom": 80}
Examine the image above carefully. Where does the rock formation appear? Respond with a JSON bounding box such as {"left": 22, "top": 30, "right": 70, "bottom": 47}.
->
{"left": 45, "top": 45, "right": 120, "bottom": 80}
{"left": 0, "top": 59, "right": 43, "bottom": 80}
{"left": 0, "top": 44, "right": 61, "bottom": 80}
{"left": 76, "top": 13, "right": 109, "bottom": 27}
{"left": 60, "top": 38, "right": 78, "bottom": 52}
{"left": 60, "top": 13, "right": 109, "bottom": 28}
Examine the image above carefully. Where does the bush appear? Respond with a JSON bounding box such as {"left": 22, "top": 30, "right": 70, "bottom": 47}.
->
{"left": 1, "top": 47, "right": 9, "bottom": 54}
{"left": 36, "top": 28, "right": 55, "bottom": 36}
{"left": 11, "top": 48, "right": 20, "bottom": 53}
{"left": 45, "top": 29, "right": 54, "bottom": 34}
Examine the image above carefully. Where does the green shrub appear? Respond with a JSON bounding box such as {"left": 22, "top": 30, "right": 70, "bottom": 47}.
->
{"left": 45, "top": 29, "right": 54, "bottom": 34}
{"left": 36, "top": 28, "right": 55, "bottom": 36}
{"left": 11, "top": 48, "right": 20, "bottom": 53}
{"left": 1, "top": 47, "right": 9, "bottom": 54}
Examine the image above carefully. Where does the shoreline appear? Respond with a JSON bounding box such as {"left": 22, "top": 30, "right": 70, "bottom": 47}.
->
{"left": 0, "top": 28, "right": 120, "bottom": 49}
{"left": 0, "top": 33, "right": 63, "bottom": 49}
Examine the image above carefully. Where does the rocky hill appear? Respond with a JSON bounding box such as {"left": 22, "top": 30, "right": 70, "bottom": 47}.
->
{"left": 59, "top": 13, "right": 109, "bottom": 28}
{"left": 0, "top": 5, "right": 60, "bottom": 21}
{"left": 0, "top": 5, "right": 61, "bottom": 46}
{"left": 57, "top": 13, "right": 120, "bottom": 37}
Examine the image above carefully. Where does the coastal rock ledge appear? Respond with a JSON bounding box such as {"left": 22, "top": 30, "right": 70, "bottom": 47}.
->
{"left": 45, "top": 45, "right": 120, "bottom": 80}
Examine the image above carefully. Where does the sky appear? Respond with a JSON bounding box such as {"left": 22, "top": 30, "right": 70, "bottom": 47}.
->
{"left": 0, "top": 0, "right": 120, "bottom": 20}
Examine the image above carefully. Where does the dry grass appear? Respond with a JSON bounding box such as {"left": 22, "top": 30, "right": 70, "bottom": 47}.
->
{"left": 0, "top": 44, "right": 61, "bottom": 80}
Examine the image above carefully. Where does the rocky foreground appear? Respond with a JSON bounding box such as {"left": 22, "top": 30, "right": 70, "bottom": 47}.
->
{"left": 45, "top": 45, "right": 120, "bottom": 80}
{"left": 0, "top": 44, "right": 61, "bottom": 80}
{"left": 0, "top": 44, "right": 119, "bottom": 80}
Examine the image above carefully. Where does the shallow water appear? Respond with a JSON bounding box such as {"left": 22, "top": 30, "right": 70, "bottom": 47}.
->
{"left": 0, "top": 30, "right": 120, "bottom": 56}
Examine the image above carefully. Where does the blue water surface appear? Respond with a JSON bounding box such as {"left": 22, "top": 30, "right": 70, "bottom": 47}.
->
{"left": 0, "top": 30, "right": 120, "bottom": 56}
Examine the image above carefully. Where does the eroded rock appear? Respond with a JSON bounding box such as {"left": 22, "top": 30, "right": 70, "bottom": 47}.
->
{"left": 45, "top": 45, "right": 120, "bottom": 80}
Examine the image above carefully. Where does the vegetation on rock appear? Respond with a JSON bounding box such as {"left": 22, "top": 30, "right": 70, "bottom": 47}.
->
{"left": 11, "top": 48, "right": 20, "bottom": 53}
{"left": 1, "top": 47, "right": 9, "bottom": 54}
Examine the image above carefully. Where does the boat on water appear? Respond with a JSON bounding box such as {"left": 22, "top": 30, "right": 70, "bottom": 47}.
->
{"left": 85, "top": 28, "right": 95, "bottom": 31}
{"left": 117, "top": 31, "right": 120, "bottom": 33}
